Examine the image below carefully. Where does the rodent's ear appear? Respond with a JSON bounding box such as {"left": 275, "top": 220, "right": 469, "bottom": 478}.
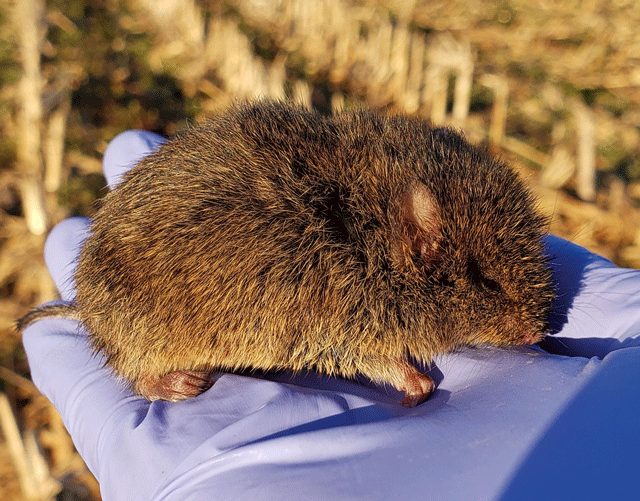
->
{"left": 391, "top": 183, "right": 440, "bottom": 270}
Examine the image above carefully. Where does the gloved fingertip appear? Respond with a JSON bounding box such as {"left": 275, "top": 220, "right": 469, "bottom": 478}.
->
{"left": 44, "top": 217, "right": 91, "bottom": 300}
{"left": 103, "top": 130, "right": 166, "bottom": 189}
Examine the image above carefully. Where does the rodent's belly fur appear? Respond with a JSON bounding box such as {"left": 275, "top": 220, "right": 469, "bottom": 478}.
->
{"left": 77, "top": 244, "right": 430, "bottom": 386}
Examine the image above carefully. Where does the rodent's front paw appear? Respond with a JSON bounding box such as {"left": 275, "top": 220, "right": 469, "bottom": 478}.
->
{"left": 363, "top": 357, "right": 436, "bottom": 407}
{"left": 399, "top": 372, "right": 435, "bottom": 408}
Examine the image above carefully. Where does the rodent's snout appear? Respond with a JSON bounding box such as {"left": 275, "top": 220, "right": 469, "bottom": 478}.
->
{"left": 508, "top": 314, "right": 548, "bottom": 346}
{"left": 473, "top": 313, "right": 548, "bottom": 347}
{"left": 520, "top": 330, "right": 546, "bottom": 345}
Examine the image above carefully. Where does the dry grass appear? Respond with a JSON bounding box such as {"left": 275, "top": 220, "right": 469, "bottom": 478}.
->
{"left": 1, "top": 0, "right": 639, "bottom": 499}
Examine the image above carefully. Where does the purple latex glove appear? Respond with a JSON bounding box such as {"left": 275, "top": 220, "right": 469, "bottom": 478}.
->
{"left": 22, "top": 130, "right": 640, "bottom": 501}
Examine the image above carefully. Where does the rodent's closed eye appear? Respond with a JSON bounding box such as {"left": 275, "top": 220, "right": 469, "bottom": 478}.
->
{"left": 467, "top": 258, "right": 502, "bottom": 293}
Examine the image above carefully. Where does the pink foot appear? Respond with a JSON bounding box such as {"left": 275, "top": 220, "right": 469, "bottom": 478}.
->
{"left": 396, "top": 366, "right": 435, "bottom": 408}
{"left": 135, "top": 370, "right": 215, "bottom": 402}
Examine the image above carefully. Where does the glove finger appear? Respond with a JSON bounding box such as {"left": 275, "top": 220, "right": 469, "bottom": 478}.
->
{"left": 102, "top": 130, "right": 165, "bottom": 189}
{"left": 43, "top": 217, "right": 91, "bottom": 301}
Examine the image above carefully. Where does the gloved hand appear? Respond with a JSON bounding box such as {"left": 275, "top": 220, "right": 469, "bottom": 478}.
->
{"left": 21, "top": 130, "right": 640, "bottom": 501}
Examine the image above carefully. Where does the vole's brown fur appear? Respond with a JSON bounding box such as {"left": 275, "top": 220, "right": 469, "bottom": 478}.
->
{"left": 19, "top": 101, "right": 555, "bottom": 407}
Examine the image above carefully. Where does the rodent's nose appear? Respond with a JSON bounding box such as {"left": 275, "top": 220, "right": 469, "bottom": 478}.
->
{"left": 502, "top": 312, "right": 546, "bottom": 346}
{"left": 520, "top": 329, "right": 546, "bottom": 345}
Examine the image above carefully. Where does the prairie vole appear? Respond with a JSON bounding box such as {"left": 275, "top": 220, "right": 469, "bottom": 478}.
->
{"left": 19, "top": 101, "right": 555, "bottom": 407}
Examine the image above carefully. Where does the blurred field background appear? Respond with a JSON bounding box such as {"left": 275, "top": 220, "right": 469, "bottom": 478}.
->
{"left": 1, "top": 0, "right": 639, "bottom": 499}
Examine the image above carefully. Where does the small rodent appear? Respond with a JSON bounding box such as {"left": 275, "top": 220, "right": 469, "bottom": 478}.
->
{"left": 19, "top": 100, "right": 555, "bottom": 407}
